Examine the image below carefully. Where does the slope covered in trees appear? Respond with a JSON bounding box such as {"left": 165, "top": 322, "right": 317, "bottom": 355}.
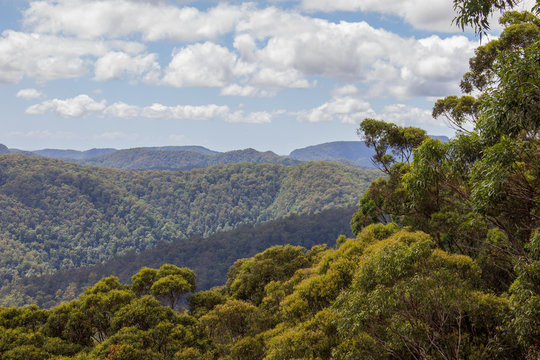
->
{"left": 0, "top": 155, "right": 379, "bottom": 288}
{"left": 76, "top": 148, "right": 299, "bottom": 171}
{"left": 0, "top": 224, "right": 537, "bottom": 359}
{"left": 1, "top": 207, "right": 355, "bottom": 308}
{"left": 289, "top": 141, "right": 375, "bottom": 166}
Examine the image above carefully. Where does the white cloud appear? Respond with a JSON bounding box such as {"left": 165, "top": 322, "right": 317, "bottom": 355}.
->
{"left": 226, "top": 110, "right": 273, "bottom": 123}
{"left": 24, "top": 0, "right": 245, "bottom": 42}
{"left": 103, "top": 101, "right": 141, "bottom": 118}
{"left": 298, "top": 95, "right": 375, "bottom": 123}
{"left": 377, "top": 104, "right": 441, "bottom": 127}
{"left": 170, "top": 104, "right": 231, "bottom": 120}
{"left": 2, "top": 1, "right": 479, "bottom": 103}
{"left": 366, "top": 35, "right": 476, "bottom": 98}
{"left": 163, "top": 42, "right": 246, "bottom": 87}
{"left": 0, "top": 30, "right": 145, "bottom": 83}
{"left": 234, "top": 17, "right": 476, "bottom": 97}
{"left": 332, "top": 84, "right": 358, "bottom": 96}
{"left": 26, "top": 94, "right": 106, "bottom": 117}
{"left": 106, "top": 102, "right": 231, "bottom": 120}
{"left": 94, "top": 51, "right": 160, "bottom": 83}
{"left": 103, "top": 100, "right": 272, "bottom": 123}
{"left": 220, "top": 84, "right": 274, "bottom": 97}
{"left": 16, "top": 88, "right": 44, "bottom": 100}
{"left": 298, "top": 93, "right": 446, "bottom": 129}
{"left": 300, "top": 0, "right": 457, "bottom": 32}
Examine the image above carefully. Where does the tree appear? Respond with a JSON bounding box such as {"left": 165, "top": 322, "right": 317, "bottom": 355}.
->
{"left": 452, "top": 0, "right": 539, "bottom": 37}
{"left": 357, "top": 119, "right": 427, "bottom": 173}
{"left": 146, "top": 265, "right": 197, "bottom": 309}
{"left": 226, "top": 245, "right": 310, "bottom": 305}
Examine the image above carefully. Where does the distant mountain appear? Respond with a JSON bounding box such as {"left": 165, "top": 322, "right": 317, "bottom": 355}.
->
{"left": 289, "top": 141, "right": 375, "bottom": 167}
{"left": 78, "top": 147, "right": 299, "bottom": 170}
{"left": 430, "top": 135, "right": 450, "bottom": 142}
{"left": 0, "top": 144, "right": 9, "bottom": 155}
{"left": 289, "top": 137, "right": 449, "bottom": 168}
{"left": 33, "top": 148, "right": 117, "bottom": 159}
{"left": 144, "top": 145, "right": 218, "bottom": 155}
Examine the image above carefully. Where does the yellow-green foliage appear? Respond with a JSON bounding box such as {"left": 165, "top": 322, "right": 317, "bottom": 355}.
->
{"left": 0, "top": 226, "right": 530, "bottom": 359}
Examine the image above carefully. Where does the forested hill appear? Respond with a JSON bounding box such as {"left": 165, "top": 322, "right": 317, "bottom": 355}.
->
{"left": 77, "top": 147, "right": 299, "bottom": 170}
{"left": 289, "top": 141, "right": 374, "bottom": 166}
{"left": 0, "top": 155, "right": 379, "bottom": 289}
{"left": 289, "top": 138, "right": 449, "bottom": 167}
{"left": 1, "top": 207, "right": 355, "bottom": 308}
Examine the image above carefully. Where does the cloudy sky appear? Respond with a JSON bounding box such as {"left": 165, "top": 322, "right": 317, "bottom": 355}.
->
{"left": 0, "top": 0, "right": 531, "bottom": 153}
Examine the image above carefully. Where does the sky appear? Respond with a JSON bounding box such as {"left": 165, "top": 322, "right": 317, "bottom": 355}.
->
{"left": 0, "top": 0, "right": 533, "bottom": 154}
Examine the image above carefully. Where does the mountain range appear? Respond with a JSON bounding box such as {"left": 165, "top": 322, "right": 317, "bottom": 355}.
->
{"left": 0, "top": 137, "right": 448, "bottom": 170}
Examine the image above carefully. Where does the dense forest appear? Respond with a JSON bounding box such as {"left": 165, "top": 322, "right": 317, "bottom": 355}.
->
{"left": 0, "top": 2, "right": 538, "bottom": 360}
{"left": 0, "top": 156, "right": 378, "bottom": 288}
{"left": 0, "top": 207, "right": 355, "bottom": 308}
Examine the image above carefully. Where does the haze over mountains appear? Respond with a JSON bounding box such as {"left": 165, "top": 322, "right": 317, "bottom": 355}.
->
{"left": 0, "top": 138, "right": 448, "bottom": 170}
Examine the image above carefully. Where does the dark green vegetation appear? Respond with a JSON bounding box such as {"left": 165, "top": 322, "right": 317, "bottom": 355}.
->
{"left": 2, "top": 207, "right": 355, "bottom": 308}
{"left": 76, "top": 148, "right": 299, "bottom": 171}
{"left": 0, "top": 156, "right": 378, "bottom": 290}
{"left": 0, "top": 4, "right": 539, "bottom": 360}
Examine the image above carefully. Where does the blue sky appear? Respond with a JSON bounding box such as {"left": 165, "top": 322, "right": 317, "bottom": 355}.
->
{"left": 0, "top": 0, "right": 531, "bottom": 154}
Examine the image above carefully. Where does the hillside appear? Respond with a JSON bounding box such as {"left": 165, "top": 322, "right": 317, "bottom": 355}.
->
{"left": 0, "top": 155, "right": 380, "bottom": 288}
{"left": 289, "top": 138, "right": 449, "bottom": 168}
{"left": 77, "top": 148, "right": 299, "bottom": 170}
{"left": 289, "top": 141, "right": 375, "bottom": 167}
{"left": 1, "top": 207, "right": 355, "bottom": 307}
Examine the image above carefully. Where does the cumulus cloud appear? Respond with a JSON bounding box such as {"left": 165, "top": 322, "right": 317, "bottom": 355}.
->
{"left": 163, "top": 42, "right": 252, "bottom": 87}
{"left": 376, "top": 104, "right": 441, "bottom": 127}
{"left": 300, "top": 0, "right": 457, "bottom": 32}
{"left": 16, "top": 88, "right": 44, "bottom": 100}
{"left": 24, "top": 0, "right": 245, "bottom": 41}
{"left": 2, "top": 0, "right": 480, "bottom": 105}
{"left": 0, "top": 30, "right": 145, "bottom": 83}
{"left": 220, "top": 84, "right": 274, "bottom": 97}
{"left": 102, "top": 100, "right": 273, "bottom": 123}
{"left": 104, "top": 102, "right": 231, "bottom": 120}
{"left": 297, "top": 90, "right": 447, "bottom": 128}
{"left": 232, "top": 16, "right": 476, "bottom": 97}
{"left": 26, "top": 94, "right": 106, "bottom": 117}
{"left": 94, "top": 51, "right": 160, "bottom": 82}
{"left": 366, "top": 35, "right": 476, "bottom": 98}
{"left": 298, "top": 95, "right": 375, "bottom": 123}
{"left": 103, "top": 101, "right": 141, "bottom": 118}
{"left": 225, "top": 110, "right": 273, "bottom": 123}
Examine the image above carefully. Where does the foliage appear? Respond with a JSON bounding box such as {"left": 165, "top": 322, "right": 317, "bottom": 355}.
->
{"left": 0, "top": 157, "right": 378, "bottom": 305}
{"left": 1, "top": 207, "right": 356, "bottom": 308}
